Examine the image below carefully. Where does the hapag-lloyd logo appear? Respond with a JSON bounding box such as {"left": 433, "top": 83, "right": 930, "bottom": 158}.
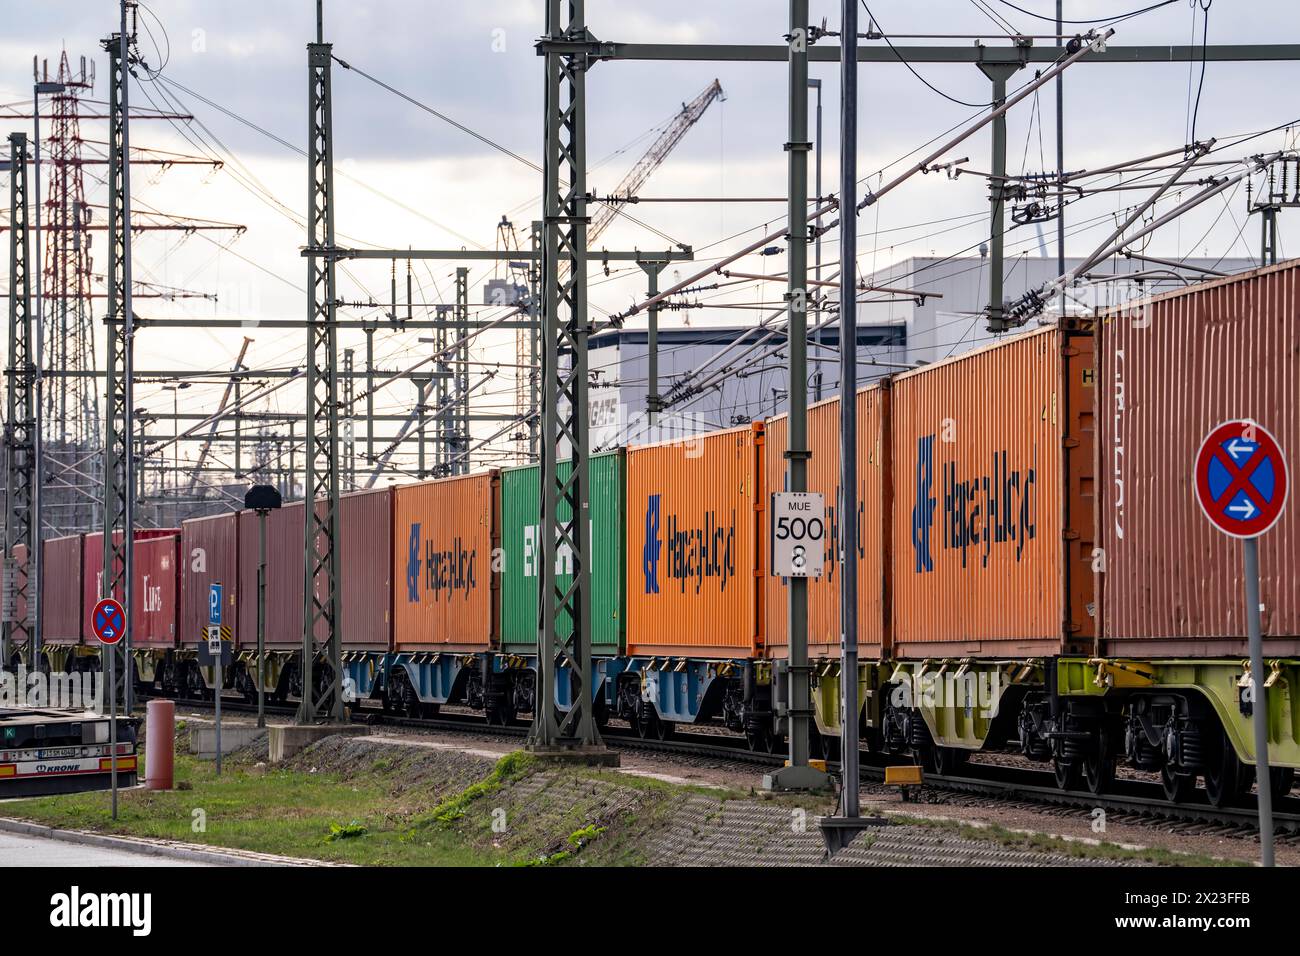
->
{"left": 641, "top": 494, "right": 736, "bottom": 595}
{"left": 642, "top": 494, "right": 662, "bottom": 594}
{"left": 404, "top": 522, "right": 478, "bottom": 603}
{"left": 1111, "top": 347, "right": 1126, "bottom": 541}
{"left": 911, "top": 434, "right": 1038, "bottom": 571}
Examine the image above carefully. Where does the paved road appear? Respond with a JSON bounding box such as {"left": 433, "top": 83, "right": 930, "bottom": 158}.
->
{"left": 0, "top": 831, "right": 208, "bottom": 866}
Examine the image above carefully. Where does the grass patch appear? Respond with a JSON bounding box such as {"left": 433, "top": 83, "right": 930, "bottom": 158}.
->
{"left": 1, "top": 747, "right": 513, "bottom": 866}
{"left": 409, "top": 751, "right": 534, "bottom": 831}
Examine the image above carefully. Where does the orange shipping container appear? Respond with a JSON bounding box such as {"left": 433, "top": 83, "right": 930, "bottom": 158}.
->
{"left": 889, "top": 324, "right": 1095, "bottom": 659}
{"left": 626, "top": 423, "right": 765, "bottom": 658}
{"left": 764, "top": 385, "right": 891, "bottom": 659}
{"left": 391, "top": 472, "right": 498, "bottom": 651}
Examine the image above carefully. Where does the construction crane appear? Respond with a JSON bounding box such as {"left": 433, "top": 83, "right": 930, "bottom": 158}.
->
{"left": 498, "top": 79, "right": 724, "bottom": 461}
{"left": 589, "top": 78, "right": 724, "bottom": 245}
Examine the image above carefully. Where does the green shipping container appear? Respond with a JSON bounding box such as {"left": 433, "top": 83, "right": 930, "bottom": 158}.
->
{"left": 499, "top": 450, "right": 624, "bottom": 655}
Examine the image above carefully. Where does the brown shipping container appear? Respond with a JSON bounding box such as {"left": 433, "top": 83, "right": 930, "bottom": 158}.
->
{"left": 238, "top": 502, "right": 306, "bottom": 647}
{"left": 890, "top": 324, "right": 1096, "bottom": 659}
{"left": 181, "top": 513, "right": 239, "bottom": 647}
{"left": 41, "top": 534, "right": 84, "bottom": 645}
{"left": 626, "top": 423, "right": 765, "bottom": 658}
{"left": 1098, "top": 261, "right": 1300, "bottom": 656}
{"left": 236, "top": 489, "right": 394, "bottom": 650}
{"left": 764, "top": 385, "right": 891, "bottom": 659}
{"left": 391, "top": 473, "right": 497, "bottom": 651}
{"left": 11, "top": 543, "right": 29, "bottom": 645}
{"left": 334, "top": 487, "right": 392, "bottom": 649}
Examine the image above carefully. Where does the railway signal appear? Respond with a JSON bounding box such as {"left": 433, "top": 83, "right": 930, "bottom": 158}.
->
{"left": 1194, "top": 418, "right": 1290, "bottom": 867}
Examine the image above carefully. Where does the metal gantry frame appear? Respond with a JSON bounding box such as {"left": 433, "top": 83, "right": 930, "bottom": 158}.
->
{"left": 101, "top": 23, "right": 136, "bottom": 713}
{"left": 432, "top": 299, "right": 450, "bottom": 477}
{"left": 301, "top": 30, "right": 344, "bottom": 723}
{"left": 4, "top": 133, "right": 35, "bottom": 667}
{"left": 451, "top": 266, "right": 470, "bottom": 475}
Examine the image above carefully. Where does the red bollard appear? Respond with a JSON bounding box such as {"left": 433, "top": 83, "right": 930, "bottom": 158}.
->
{"left": 145, "top": 699, "right": 175, "bottom": 791}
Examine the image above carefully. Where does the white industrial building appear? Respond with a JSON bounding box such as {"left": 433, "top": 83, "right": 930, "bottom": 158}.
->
{"left": 583, "top": 254, "right": 1260, "bottom": 448}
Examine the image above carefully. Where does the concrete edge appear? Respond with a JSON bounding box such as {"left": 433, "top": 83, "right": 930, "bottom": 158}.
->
{"left": 0, "top": 816, "right": 338, "bottom": 867}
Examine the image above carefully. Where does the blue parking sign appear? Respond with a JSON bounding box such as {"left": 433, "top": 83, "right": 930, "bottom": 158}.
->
{"left": 209, "top": 583, "right": 223, "bottom": 626}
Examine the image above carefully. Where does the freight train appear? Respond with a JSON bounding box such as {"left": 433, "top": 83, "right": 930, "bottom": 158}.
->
{"left": 5, "top": 260, "right": 1297, "bottom": 808}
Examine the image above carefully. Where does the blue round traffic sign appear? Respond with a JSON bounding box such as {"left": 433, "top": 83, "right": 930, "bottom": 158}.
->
{"left": 1193, "top": 420, "right": 1289, "bottom": 539}
{"left": 92, "top": 598, "right": 127, "bottom": 646}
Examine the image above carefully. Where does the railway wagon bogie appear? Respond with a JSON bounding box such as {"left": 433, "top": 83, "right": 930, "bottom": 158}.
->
{"left": 1052, "top": 657, "right": 1299, "bottom": 803}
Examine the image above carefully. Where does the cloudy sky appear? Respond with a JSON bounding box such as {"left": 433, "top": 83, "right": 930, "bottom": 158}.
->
{"left": 1, "top": 0, "right": 1296, "bottom": 478}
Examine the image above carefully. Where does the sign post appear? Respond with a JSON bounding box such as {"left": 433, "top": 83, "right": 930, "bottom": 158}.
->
{"left": 245, "top": 484, "right": 283, "bottom": 730}
{"left": 91, "top": 597, "right": 126, "bottom": 820}
{"left": 1193, "top": 419, "right": 1290, "bottom": 867}
{"left": 209, "top": 583, "right": 223, "bottom": 775}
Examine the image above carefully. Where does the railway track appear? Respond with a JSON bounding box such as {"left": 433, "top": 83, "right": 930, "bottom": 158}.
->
{"left": 161, "top": 692, "right": 1300, "bottom": 841}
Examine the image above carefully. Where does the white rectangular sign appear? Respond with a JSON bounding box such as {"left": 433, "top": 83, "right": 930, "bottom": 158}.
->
{"left": 770, "top": 491, "right": 825, "bottom": 578}
{"left": 207, "top": 625, "right": 222, "bottom": 655}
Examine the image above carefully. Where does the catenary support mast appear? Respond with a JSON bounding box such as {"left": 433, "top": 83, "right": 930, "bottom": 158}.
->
{"left": 528, "top": 0, "right": 607, "bottom": 757}
{"left": 4, "top": 133, "right": 36, "bottom": 665}
{"left": 300, "top": 5, "right": 344, "bottom": 723}
{"left": 101, "top": 9, "right": 136, "bottom": 714}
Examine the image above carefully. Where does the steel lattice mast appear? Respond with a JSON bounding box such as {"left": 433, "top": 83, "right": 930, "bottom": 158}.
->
{"left": 300, "top": 12, "right": 344, "bottom": 723}
{"left": 101, "top": 14, "right": 136, "bottom": 714}
{"left": 40, "top": 53, "right": 99, "bottom": 454}
{"left": 529, "top": 0, "right": 604, "bottom": 754}
{"left": 4, "top": 133, "right": 36, "bottom": 667}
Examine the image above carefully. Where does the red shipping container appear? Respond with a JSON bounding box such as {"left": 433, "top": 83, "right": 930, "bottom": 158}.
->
{"left": 40, "top": 534, "right": 84, "bottom": 645}
{"left": 625, "top": 423, "right": 766, "bottom": 659}
{"left": 1097, "top": 261, "right": 1300, "bottom": 656}
{"left": 82, "top": 531, "right": 181, "bottom": 647}
{"left": 180, "top": 513, "right": 239, "bottom": 648}
{"left": 132, "top": 535, "right": 180, "bottom": 648}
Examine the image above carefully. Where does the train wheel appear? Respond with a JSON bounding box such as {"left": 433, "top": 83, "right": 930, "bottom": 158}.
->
{"left": 386, "top": 671, "right": 418, "bottom": 718}
{"left": 1052, "top": 756, "right": 1080, "bottom": 791}
{"left": 745, "top": 726, "right": 769, "bottom": 752}
{"left": 635, "top": 704, "right": 658, "bottom": 740}
{"left": 1082, "top": 729, "right": 1117, "bottom": 795}
{"left": 1270, "top": 767, "right": 1295, "bottom": 802}
{"left": 486, "top": 697, "right": 516, "bottom": 727}
{"left": 1160, "top": 764, "right": 1196, "bottom": 803}
{"left": 821, "top": 735, "right": 842, "bottom": 762}
{"left": 656, "top": 719, "right": 675, "bottom": 741}
{"left": 928, "top": 746, "right": 969, "bottom": 776}
{"left": 1202, "top": 730, "right": 1251, "bottom": 809}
